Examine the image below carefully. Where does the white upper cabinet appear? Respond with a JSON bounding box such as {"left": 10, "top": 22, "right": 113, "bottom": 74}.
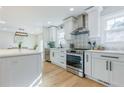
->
{"left": 86, "top": 7, "right": 103, "bottom": 38}
{"left": 63, "top": 17, "right": 77, "bottom": 40}
{"left": 43, "top": 26, "right": 57, "bottom": 48}
{"left": 48, "top": 26, "right": 57, "bottom": 42}
{"left": 43, "top": 27, "right": 50, "bottom": 48}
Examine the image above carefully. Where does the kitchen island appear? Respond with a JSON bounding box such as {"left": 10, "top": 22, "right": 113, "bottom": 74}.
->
{"left": 0, "top": 49, "right": 42, "bottom": 87}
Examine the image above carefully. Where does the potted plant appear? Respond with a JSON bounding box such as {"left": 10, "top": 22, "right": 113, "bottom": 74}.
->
{"left": 48, "top": 41, "right": 55, "bottom": 48}
{"left": 18, "top": 42, "right": 22, "bottom": 49}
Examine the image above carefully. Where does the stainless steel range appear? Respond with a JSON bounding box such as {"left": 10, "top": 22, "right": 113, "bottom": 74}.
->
{"left": 66, "top": 49, "right": 88, "bottom": 77}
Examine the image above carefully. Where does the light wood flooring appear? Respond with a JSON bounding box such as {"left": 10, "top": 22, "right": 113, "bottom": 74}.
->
{"left": 40, "top": 62, "right": 104, "bottom": 87}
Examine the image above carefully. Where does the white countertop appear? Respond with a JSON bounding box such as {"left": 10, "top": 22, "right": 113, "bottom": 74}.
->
{"left": 0, "top": 49, "right": 41, "bottom": 57}
{"left": 86, "top": 50, "right": 124, "bottom": 55}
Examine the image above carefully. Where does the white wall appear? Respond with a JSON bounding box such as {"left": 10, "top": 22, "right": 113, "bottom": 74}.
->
{"left": 43, "top": 27, "right": 50, "bottom": 48}
{"left": 0, "top": 31, "right": 15, "bottom": 48}
{"left": 18, "top": 34, "right": 37, "bottom": 49}
{"left": 0, "top": 31, "right": 37, "bottom": 49}
{"left": 35, "top": 33, "right": 43, "bottom": 52}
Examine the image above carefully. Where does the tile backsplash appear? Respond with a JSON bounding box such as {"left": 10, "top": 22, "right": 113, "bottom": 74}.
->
{"left": 66, "top": 34, "right": 124, "bottom": 50}
{"left": 102, "top": 42, "right": 124, "bottom": 50}
{"left": 71, "top": 34, "right": 89, "bottom": 49}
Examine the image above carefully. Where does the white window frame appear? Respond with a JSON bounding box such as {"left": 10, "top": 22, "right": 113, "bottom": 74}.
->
{"left": 101, "top": 10, "right": 124, "bottom": 43}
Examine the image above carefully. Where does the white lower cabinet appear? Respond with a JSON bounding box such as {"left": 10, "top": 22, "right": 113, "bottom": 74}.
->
{"left": 91, "top": 52, "right": 124, "bottom": 86}
{"left": 50, "top": 48, "right": 66, "bottom": 69}
{"left": 50, "top": 48, "right": 55, "bottom": 62}
{"left": 110, "top": 61, "right": 124, "bottom": 86}
{"left": 92, "top": 58, "right": 109, "bottom": 84}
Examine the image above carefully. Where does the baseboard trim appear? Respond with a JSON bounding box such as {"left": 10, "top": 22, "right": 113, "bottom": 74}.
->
{"left": 85, "top": 75, "right": 111, "bottom": 87}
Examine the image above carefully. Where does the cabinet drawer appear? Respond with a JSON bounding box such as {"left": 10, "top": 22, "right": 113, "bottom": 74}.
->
{"left": 59, "top": 49, "right": 66, "bottom": 53}
{"left": 59, "top": 61, "right": 65, "bottom": 64}
{"left": 92, "top": 53, "right": 124, "bottom": 62}
{"left": 60, "top": 54, "right": 66, "bottom": 58}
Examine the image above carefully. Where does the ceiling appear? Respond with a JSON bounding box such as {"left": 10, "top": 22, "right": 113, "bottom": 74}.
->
{"left": 0, "top": 6, "right": 90, "bottom": 34}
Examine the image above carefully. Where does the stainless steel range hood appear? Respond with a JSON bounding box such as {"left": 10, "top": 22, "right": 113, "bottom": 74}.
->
{"left": 71, "top": 14, "right": 89, "bottom": 35}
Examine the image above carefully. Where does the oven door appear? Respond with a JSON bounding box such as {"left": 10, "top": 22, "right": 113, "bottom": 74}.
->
{"left": 66, "top": 53, "right": 83, "bottom": 70}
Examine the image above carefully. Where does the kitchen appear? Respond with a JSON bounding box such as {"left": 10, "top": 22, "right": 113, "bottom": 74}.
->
{"left": 43, "top": 6, "right": 124, "bottom": 87}
{"left": 0, "top": 6, "right": 124, "bottom": 87}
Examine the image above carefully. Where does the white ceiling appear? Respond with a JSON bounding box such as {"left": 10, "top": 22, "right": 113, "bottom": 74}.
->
{"left": 0, "top": 6, "right": 90, "bottom": 34}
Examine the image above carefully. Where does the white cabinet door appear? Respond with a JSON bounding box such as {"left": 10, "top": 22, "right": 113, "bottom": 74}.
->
{"left": 64, "top": 17, "right": 77, "bottom": 40}
{"left": 110, "top": 61, "right": 124, "bottom": 86}
{"left": 52, "top": 49, "right": 66, "bottom": 69}
{"left": 49, "top": 27, "right": 57, "bottom": 42}
{"left": 64, "top": 20, "right": 72, "bottom": 40}
{"left": 87, "top": 7, "right": 102, "bottom": 38}
{"left": 85, "top": 52, "right": 92, "bottom": 76}
{"left": 54, "top": 51, "right": 60, "bottom": 65}
{"left": 50, "top": 49, "right": 55, "bottom": 63}
{"left": 43, "top": 28, "right": 50, "bottom": 48}
{"left": 92, "top": 58, "right": 109, "bottom": 83}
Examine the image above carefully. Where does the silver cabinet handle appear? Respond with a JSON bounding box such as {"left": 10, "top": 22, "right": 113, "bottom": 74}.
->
{"left": 106, "top": 61, "right": 108, "bottom": 70}
{"left": 101, "top": 55, "right": 119, "bottom": 59}
{"left": 110, "top": 61, "right": 112, "bottom": 71}
{"left": 86, "top": 55, "right": 88, "bottom": 62}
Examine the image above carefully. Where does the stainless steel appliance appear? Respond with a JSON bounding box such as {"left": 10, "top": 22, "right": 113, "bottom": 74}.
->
{"left": 66, "top": 49, "right": 87, "bottom": 77}
{"left": 71, "top": 14, "right": 89, "bottom": 35}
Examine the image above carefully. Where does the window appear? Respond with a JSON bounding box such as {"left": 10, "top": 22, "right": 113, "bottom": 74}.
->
{"left": 106, "top": 16, "right": 124, "bottom": 30}
{"left": 103, "top": 14, "right": 124, "bottom": 42}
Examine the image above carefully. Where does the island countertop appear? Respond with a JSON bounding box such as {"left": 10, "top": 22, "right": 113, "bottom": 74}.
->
{"left": 0, "top": 49, "right": 42, "bottom": 87}
{"left": 0, "top": 49, "right": 41, "bottom": 58}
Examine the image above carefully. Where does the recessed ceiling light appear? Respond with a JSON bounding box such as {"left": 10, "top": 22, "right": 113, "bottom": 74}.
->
{"left": 69, "top": 8, "right": 74, "bottom": 11}
{"left": 48, "top": 21, "right": 51, "bottom": 24}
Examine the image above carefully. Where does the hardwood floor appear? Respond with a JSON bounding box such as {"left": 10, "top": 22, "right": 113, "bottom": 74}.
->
{"left": 40, "top": 62, "right": 104, "bottom": 87}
